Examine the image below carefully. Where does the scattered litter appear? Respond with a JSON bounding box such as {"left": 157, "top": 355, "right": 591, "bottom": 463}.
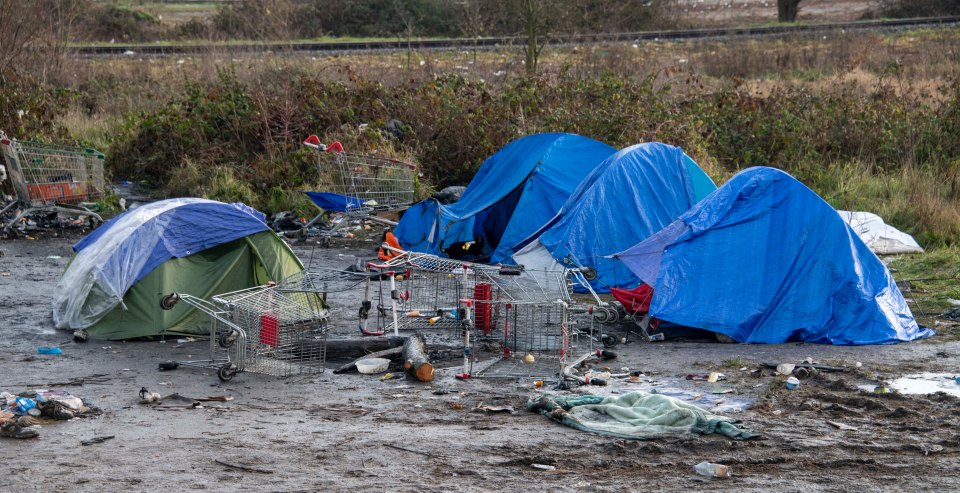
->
{"left": 36, "top": 347, "right": 62, "bottom": 355}
{"left": 475, "top": 403, "right": 516, "bottom": 414}
{"left": 707, "top": 372, "right": 724, "bottom": 383}
{"left": 1, "top": 272, "right": 9, "bottom": 277}
{"left": 711, "top": 389, "right": 735, "bottom": 395}
{"left": 138, "top": 387, "right": 161, "bottom": 404}
{"left": 380, "top": 372, "right": 395, "bottom": 381}
{"left": 356, "top": 357, "right": 391, "bottom": 375}
{"left": 81, "top": 435, "right": 115, "bottom": 446}
{"left": 531, "top": 464, "right": 556, "bottom": 471}
{"left": 776, "top": 363, "right": 795, "bottom": 375}
{"left": 176, "top": 337, "right": 196, "bottom": 344}
{"left": 73, "top": 330, "right": 88, "bottom": 343}
{"left": 46, "top": 255, "right": 61, "bottom": 259}
{"left": 693, "top": 461, "right": 731, "bottom": 478}
{"left": 827, "top": 421, "right": 859, "bottom": 431}
{"left": 785, "top": 377, "right": 800, "bottom": 390}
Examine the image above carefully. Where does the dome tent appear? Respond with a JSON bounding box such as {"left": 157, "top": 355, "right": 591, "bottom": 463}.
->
{"left": 615, "top": 167, "right": 933, "bottom": 345}
{"left": 394, "top": 133, "right": 616, "bottom": 261}
{"left": 512, "top": 142, "right": 716, "bottom": 292}
{"left": 53, "top": 198, "right": 304, "bottom": 340}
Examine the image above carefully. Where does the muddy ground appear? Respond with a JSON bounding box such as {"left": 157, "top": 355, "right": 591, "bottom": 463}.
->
{"left": 1, "top": 230, "right": 959, "bottom": 492}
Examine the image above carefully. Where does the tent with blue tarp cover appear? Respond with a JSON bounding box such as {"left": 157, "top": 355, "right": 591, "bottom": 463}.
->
{"left": 52, "top": 198, "right": 304, "bottom": 340}
{"left": 393, "top": 133, "right": 616, "bottom": 260}
{"left": 512, "top": 142, "right": 716, "bottom": 292}
{"left": 615, "top": 167, "right": 933, "bottom": 345}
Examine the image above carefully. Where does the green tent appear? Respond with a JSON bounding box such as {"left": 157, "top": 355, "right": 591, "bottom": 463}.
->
{"left": 53, "top": 198, "right": 305, "bottom": 340}
{"left": 89, "top": 231, "right": 303, "bottom": 339}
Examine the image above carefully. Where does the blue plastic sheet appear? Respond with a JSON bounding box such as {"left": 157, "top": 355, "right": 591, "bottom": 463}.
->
{"left": 305, "top": 192, "right": 365, "bottom": 213}
{"left": 616, "top": 167, "right": 933, "bottom": 345}
{"left": 394, "top": 133, "right": 615, "bottom": 259}
{"left": 514, "top": 142, "right": 715, "bottom": 291}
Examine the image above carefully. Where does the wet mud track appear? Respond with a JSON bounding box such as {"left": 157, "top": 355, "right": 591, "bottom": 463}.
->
{"left": 1, "top": 233, "right": 959, "bottom": 491}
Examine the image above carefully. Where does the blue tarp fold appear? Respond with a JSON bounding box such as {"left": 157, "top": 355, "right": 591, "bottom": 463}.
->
{"left": 616, "top": 167, "right": 932, "bottom": 345}
{"left": 513, "top": 142, "right": 715, "bottom": 291}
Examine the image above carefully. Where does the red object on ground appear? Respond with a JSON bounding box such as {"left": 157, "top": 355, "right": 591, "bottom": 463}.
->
{"left": 610, "top": 284, "right": 654, "bottom": 315}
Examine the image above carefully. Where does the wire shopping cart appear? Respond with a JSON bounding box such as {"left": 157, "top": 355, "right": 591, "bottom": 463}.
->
{"left": 0, "top": 131, "right": 105, "bottom": 234}
{"left": 368, "top": 245, "right": 618, "bottom": 380}
{"left": 300, "top": 136, "right": 417, "bottom": 245}
{"left": 160, "top": 284, "right": 330, "bottom": 381}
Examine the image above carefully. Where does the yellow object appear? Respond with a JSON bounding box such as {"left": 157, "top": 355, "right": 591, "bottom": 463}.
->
{"left": 381, "top": 373, "right": 394, "bottom": 381}
{"left": 523, "top": 354, "right": 535, "bottom": 364}
{"left": 428, "top": 316, "right": 440, "bottom": 324}
{"left": 534, "top": 380, "right": 543, "bottom": 388}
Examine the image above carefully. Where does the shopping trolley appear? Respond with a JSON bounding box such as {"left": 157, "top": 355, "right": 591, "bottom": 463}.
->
{"left": 301, "top": 136, "right": 416, "bottom": 245}
{"left": 276, "top": 267, "right": 378, "bottom": 334}
{"left": 159, "top": 284, "right": 330, "bottom": 381}
{"left": 0, "top": 131, "right": 105, "bottom": 233}
{"left": 369, "top": 245, "right": 617, "bottom": 380}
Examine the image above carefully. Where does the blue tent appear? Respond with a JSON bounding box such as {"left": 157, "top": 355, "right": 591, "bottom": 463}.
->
{"left": 512, "top": 142, "right": 716, "bottom": 291}
{"left": 615, "top": 167, "right": 933, "bottom": 345}
{"left": 52, "top": 198, "right": 304, "bottom": 339}
{"left": 393, "top": 133, "right": 616, "bottom": 260}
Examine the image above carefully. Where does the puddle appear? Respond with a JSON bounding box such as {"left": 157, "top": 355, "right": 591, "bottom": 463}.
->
{"left": 859, "top": 373, "right": 960, "bottom": 397}
{"left": 582, "top": 378, "right": 754, "bottom": 414}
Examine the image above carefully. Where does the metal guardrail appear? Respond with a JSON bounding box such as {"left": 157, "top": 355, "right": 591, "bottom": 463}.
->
{"left": 72, "top": 15, "right": 960, "bottom": 57}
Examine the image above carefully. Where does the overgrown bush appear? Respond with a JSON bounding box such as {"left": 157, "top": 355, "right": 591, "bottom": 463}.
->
{"left": 80, "top": 5, "right": 164, "bottom": 42}
{"left": 105, "top": 64, "right": 960, "bottom": 245}
{"left": 865, "top": 0, "right": 960, "bottom": 19}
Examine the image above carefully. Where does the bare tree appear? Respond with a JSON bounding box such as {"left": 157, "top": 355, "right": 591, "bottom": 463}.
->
{"left": 777, "top": 0, "right": 802, "bottom": 22}
{"left": 511, "top": 0, "right": 551, "bottom": 77}
{"left": 459, "top": 0, "right": 486, "bottom": 65}
{"left": 0, "top": 0, "right": 85, "bottom": 83}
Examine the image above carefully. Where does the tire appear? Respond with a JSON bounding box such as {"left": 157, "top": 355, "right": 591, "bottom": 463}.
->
{"left": 159, "top": 293, "right": 180, "bottom": 310}
{"left": 218, "top": 331, "right": 238, "bottom": 348}
{"left": 601, "top": 334, "right": 618, "bottom": 348}
{"left": 217, "top": 365, "right": 237, "bottom": 382}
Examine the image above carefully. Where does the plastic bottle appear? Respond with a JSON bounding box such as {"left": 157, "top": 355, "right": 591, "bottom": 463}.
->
{"left": 37, "top": 347, "right": 63, "bottom": 355}
{"left": 693, "top": 462, "right": 731, "bottom": 478}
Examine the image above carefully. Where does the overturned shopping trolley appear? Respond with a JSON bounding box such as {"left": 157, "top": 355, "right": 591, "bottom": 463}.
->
{"left": 368, "top": 246, "right": 618, "bottom": 380}
{"left": 159, "top": 284, "right": 329, "bottom": 381}
{"left": 300, "top": 136, "right": 416, "bottom": 244}
{"left": 0, "top": 131, "right": 106, "bottom": 234}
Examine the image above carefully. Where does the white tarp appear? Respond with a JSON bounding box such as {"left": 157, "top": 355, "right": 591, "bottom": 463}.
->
{"left": 838, "top": 211, "right": 923, "bottom": 255}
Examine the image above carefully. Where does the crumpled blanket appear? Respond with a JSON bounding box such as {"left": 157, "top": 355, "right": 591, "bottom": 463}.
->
{"left": 528, "top": 391, "right": 758, "bottom": 440}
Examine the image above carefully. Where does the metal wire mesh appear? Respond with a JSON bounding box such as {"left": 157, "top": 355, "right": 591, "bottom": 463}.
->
{"left": 316, "top": 151, "right": 416, "bottom": 211}
{"left": 213, "top": 286, "right": 329, "bottom": 378}
{"left": 0, "top": 138, "right": 105, "bottom": 205}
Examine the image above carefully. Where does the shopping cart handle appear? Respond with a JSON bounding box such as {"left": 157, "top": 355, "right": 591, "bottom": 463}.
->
{"left": 302, "top": 135, "right": 344, "bottom": 153}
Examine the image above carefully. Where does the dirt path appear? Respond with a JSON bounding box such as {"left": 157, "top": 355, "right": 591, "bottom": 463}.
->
{"left": 1, "top": 233, "right": 958, "bottom": 492}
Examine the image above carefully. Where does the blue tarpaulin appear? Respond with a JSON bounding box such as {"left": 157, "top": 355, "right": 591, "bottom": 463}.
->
{"left": 615, "top": 167, "right": 933, "bottom": 345}
{"left": 305, "top": 192, "right": 365, "bottom": 213}
{"left": 512, "top": 142, "right": 716, "bottom": 292}
{"left": 73, "top": 198, "right": 271, "bottom": 289}
{"left": 394, "top": 133, "right": 615, "bottom": 259}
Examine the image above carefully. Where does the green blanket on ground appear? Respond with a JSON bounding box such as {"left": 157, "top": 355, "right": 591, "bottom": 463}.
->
{"left": 528, "top": 391, "right": 758, "bottom": 440}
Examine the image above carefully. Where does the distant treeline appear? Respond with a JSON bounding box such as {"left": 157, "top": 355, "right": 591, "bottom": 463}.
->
{"left": 78, "top": 0, "right": 674, "bottom": 42}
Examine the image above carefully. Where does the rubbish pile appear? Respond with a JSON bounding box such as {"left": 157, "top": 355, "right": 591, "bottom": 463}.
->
{"left": 0, "top": 390, "right": 100, "bottom": 440}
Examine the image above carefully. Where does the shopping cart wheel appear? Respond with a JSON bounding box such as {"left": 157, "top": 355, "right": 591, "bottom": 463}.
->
{"left": 217, "top": 365, "right": 237, "bottom": 382}
{"left": 159, "top": 293, "right": 180, "bottom": 310}
{"left": 218, "top": 330, "right": 239, "bottom": 348}
{"left": 601, "top": 334, "right": 619, "bottom": 348}
{"left": 319, "top": 237, "right": 331, "bottom": 248}
{"left": 158, "top": 361, "right": 180, "bottom": 371}
{"left": 581, "top": 267, "right": 597, "bottom": 281}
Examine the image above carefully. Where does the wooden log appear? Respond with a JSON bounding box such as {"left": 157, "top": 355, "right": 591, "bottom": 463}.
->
{"left": 402, "top": 333, "right": 434, "bottom": 382}
{"left": 321, "top": 336, "right": 406, "bottom": 360}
